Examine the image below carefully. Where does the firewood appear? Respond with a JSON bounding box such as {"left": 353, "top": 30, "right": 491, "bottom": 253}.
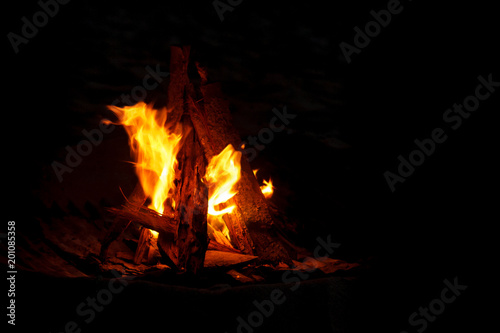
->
{"left": 99, "top": 183, "right": 146, "bottom": 260}
{"left": 187, "top": 87, "right": 255, "bottom": 256}
{"left": 226, "top": 269, "right": 255, "bottom": 283}
{"left": 130, "top": 116, "right": 208, "bottom": 273}
{"left": 189, "top": 78, "right": 293, "bottom": 265}
{"left": 102, "top": 46, "right": 293, "bottom": 270}
{"left": 133, "top": 228, "right": 151, "bottom": 264}
{"left": 160, "top": 116, "right": 209, "bottom": 273}
{"left": 166, "top": 46, "right": 190, "bottom": 130}
{"left": 207, "top": 240, "right": 243, "bottom": 254}
{"left": 204, "top": 250, "right": 257, "bottom": 268}
{"left": 107, "top": 205, "right": 177, "bottom": 235}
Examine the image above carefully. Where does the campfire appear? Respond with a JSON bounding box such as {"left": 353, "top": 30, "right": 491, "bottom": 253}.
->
{"left": 5, "top": 42, "right": 365, "bottom": 333}
{"left": 99, "top": 46, "right": 293, "bottom": 273}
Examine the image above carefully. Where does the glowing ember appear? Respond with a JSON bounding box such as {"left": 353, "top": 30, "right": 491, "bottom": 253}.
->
{"left": 107, "top": 102, "right": 183, "bottom": 238}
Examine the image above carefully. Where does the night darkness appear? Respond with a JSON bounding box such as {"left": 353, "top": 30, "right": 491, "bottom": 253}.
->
{"left": 3, "top": 0, "right": 498, "bottom": 332}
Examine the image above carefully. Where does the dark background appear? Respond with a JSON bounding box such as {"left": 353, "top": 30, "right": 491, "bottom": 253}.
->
{"left": 4, "top": 0, "right": 498, "bottom": 332}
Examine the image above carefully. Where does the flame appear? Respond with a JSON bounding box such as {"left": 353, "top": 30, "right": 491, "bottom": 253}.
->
{"left": 205, "top": 144, "right": 242, "bottom": 216}
{"left": 107, "top": 102, "right": 183, "bottom": 218}
{"left": 107, "top": 102, "right": 248, "bottom": 247}
{"left": 204, "top": 144, "right": 242, "bottom": 244}
{"left": 252, "top": 169, "right": 274, "bottom": 199}
{"left": 260, "top": 178, "right": 274, "bottom": 199}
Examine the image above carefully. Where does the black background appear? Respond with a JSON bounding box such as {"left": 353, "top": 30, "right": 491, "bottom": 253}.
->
{"left": 4, "top": 0, "right": 498, "bottom": 332}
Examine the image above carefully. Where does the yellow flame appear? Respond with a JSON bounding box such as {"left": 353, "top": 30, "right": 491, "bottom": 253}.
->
{"left": 205, "top": 144, "right": 242, "bottom": 216}
{"left": 107, "top": 102, "right": 183, "bottom": 217}
{"left": 260, "top": 178, "right": 274, "bottom": 199}
{"left": 107, "top": 102, "right": 246, "bottom": 247}
{"left": 252, "top": 169, "right": 274, "bottom": 199}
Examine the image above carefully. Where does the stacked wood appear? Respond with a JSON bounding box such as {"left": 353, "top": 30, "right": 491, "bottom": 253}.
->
{"left": 188, "top": 71, "right": 292, "bottom": 265}
{"left": 106, "top": 121, "right": 208, "bottom": 273}
{"left": 101, "top": 45, "right": 293, "bottom": 273}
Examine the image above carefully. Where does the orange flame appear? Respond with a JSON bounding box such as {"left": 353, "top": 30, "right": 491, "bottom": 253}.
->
{"left": 252, "top": 169, "right": 274, "bottom": 199}
{"left": 260, "top": 178, "right": 274, "bottom": 199}
{"left": 107, "top": 101, "right": 245, "bottom": 247}
{"left": 205, "top": 144, "right": 242, "bottom": 216}
{"left": 107, "top": 102, "right": 183, "bottom": 216}
{"left": 204, "top": 144, "right": 242, "bottom": 244}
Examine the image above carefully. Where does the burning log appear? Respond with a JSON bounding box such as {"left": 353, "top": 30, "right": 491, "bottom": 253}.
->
{"left": 158, "top": 117, "right": 209, "bottom": 273}
{"left": 108, "top": 190, "right": 208, "bottom": 272}
{"left": 107, "top": 205, "right": 177, "bottom": 236}
{"left": 101, "top": 46, "right": 293, "bottom": 273}
{"left": 107, "top": 117, "right": 209, "bottom": 273}
{"left": 189, "top": 75, "right": 292, "bottom": 264}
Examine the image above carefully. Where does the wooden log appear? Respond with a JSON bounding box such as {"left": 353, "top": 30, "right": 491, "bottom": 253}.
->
{"left": 207, "top": 240, "right": 243, "bottom": 254}
{"left": 99, "top": 183, "right": 146, "bottom": 260}
{"left": 204, "top": 250, "right": 257, "bottom": 269}
{"left": 166, "top": 48, "right": 255, "bottom": 262}
{"left": 134, "top": 228, "right": 152, "bottom": 264}
{"left": 107, "top": 205, "right": 177, "bottom": 235}
{"left": 102, "top": 46, "right": 291, "bottom": 269}
{"left": 166, "top": 46, "right": 190, "bottom": 130}
{"left": 189, "top": 79, "right": 293, "bottom": 264}
{"left": 133, "top": 227, "right": 161, "bottom": 264}
{"left": 133, "top": 228, "right": 149, "bottom": 264}
{"left": 187, "top": 88, "right": 255, "bottom": 256}
{"left": 155, "top": 116, "right": 209, "bottom": 273}
{"left": 176, "top": 116, "right": 209, "bottom": 272}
